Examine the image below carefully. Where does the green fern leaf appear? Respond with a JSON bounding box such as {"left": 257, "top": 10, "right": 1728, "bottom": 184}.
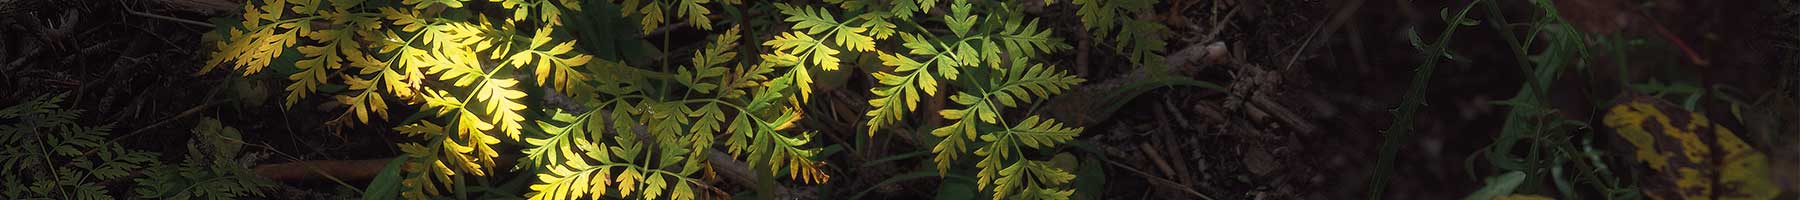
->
{"left": 678, "top": 26, "right": 740, "bottom": 93}
{"left": 135, "top": 118, "right": 276, "bottom": 200}
{"left": 996, "top": 18, "right": 1070, "bottom": 60}
{"left": 1072, "top": 0, "right": 1164, "bottom": 69}
{"left": 988, "top": 160, "right": 1076, "bottom": 200}
{"left": 945, "top": 3, "right": 976, "bottom": 37}
{"left": 889, "top": 0, "right": 922, "bottom": 18}
{"left": 1115, "top": 18, "right": 1168, "bottom": 68}
{"left": 930, "top": 63, "right": 1081, "bottom": 174}
{"left": 519, "top": 110, "right": 591, "bottom": 169}
{"left": 675, "top": 0, "right": 713, "bottom": 30}
{"left": 859, "top": 13, "right": 898, "bottom": 40}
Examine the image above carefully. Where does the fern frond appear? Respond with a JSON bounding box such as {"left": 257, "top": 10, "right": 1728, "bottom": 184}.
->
{"left": 525, "top": 156, "right": 610, "bottom": 200}
{"left": 288, "top": 10, "right": 378, "bottom": 108}
{"left": 864, "top": 33, "right": 954, "bottom": 134}
{"left": 778, "top": 3, "right": 877, "bottom": 52}
{"left": 996, "top": 18, "right": 1069, "bottom": 60}
{"left": 613, "top": 0, "right": 728, "bottom": 33}
{"left": 524, "top": 107, "right": 705, "bottom": 200}
{"left": 394, "top": 119, "right": 498, "bottom": 199}
{"left": 519, "top": 110, "right": 592, "bottom": 169}
{"left": 1072, "top": 0, "right": 1165, "bottom": 69}
{"left": 764, "top": 31, "right": 842, "bottom": 72}
{"left": 678, "top": 26, "right": 740, "bottom": 94}
{"left": 478, "top": 78, "right": 531, "bottom": 141}
{"left": 396, "top": 140, "right": 453, "bottom": 199}
{"left": 864, "top": 5, "right": 1076, "bottom": 135}
{"left": 1115, "top": 18, "right": 1168, "bottom": 68}
{"left": 858, "top": 13, "right": 899, "bottom": 40}
{"left": 974, "top": 116, "right": 1079, "bottom": 192}
{"left": 85, "top": 144, "right": 158, "bottom": 180}
{"left": 0, "top": 94, "right": 238, "bottom": 200}
{"left": 746, "top": 111, "right": 830, "bottom": 183}
{"left": 202, "top": 1, "right": 299, "bottom": 76}
{"left": 0, "top": 92, "right": 67, "bottom": 118}
{"left": 928, "top": 63, "right": 1081, "bottom": 174}
{"left": 888, "top": 0, "right": 922, "bottom": 18}
{"left": 764, "top": 3, "right": 886, "bottom": 105}
{"left": 945, "top": 3, "right": 977, "bottom": 37}
{"left": 988, "top": 160, "right": 1076, "bottom": 200}
{"left": 514, "top": 26, "right": 594, "bottom": 94}
{"left": 917, "top": 62, "right": 1083, "bottom": 200}
{"left": 988, "top": 63, "right": 1085, "bottom": 107}
{"left": 205, "top": 0, "right": 624, "bottom": 199}
{"left": 338, "top": 72, "right": 393, "bottom": 125}
{"left": 674, "top": 0, "right": 713, "bottom": 30}
{"left": 705, "top": 63, "right": 832, "bottom": 184}
{"left": 493, "top": 0, "right": 580, "bottom": 25}
{"left": 134, "top": 118, "right": 276, "bottom": 200}
{"left": 51, "top": 123, "right": 110, "bottom": 157}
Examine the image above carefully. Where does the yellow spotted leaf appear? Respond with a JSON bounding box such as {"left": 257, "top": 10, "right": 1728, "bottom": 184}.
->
{"left": 1602, "top": 95, "right": 1779, "bottom": 200}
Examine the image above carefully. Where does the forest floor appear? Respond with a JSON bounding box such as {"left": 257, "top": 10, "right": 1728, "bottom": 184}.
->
{"left": 3, "top": 0, "right": 1798, "bottom": 199}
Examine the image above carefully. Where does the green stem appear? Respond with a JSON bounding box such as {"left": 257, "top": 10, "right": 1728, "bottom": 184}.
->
{"left": 33, "top": 134, "right": 71, "bottom": 199}
{"left": 1366, "top": 0, "right": 1483, "bottom": 198}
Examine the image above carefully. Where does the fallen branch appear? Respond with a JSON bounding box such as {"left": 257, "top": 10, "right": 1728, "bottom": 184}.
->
{"left": 253, "top": 159, "right": 390, "bottom": 183}
{"left": 1044, "top": 41, "right": 1228, "bottom": 126}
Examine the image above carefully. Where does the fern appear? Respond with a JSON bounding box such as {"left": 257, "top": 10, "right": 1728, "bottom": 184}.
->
{"left": 133, "top": 118, "right": 279, "bottom": 200}
{"left": 200, "top": 0, "right": 1111, "bottom": 199}
{"left": 521, "top": 25, "right": 829, "bottom": 200}
{"left": 765, "top": 3, "right": 888, "bottom": 101}
{"left": 0, "top": 93, "right": 160, "bottom": 200}
{"left": 203, "top": 0, "right": 592, "bottom": 198}
{"left": 1073, "top": 0, "right": 1167, "bottom": 69}
{"left": 864, "top": 0, "right": 1070, "bottom": 134}
{"left": 610, "top": 0, "right": 733, "bottom": 33}
{"left": 522, "top": 110, "right": 706, "bottom": 200}
{"left": 797, "top": 1, "right": 1087, "bottom": 199}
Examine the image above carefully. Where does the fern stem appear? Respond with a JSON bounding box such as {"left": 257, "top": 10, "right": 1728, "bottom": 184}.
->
{"left": 1366, "top": 0, "right": 1482, "bottom": 198}
{"left": 32, "top": 134, "right": 72, "bottom": 199}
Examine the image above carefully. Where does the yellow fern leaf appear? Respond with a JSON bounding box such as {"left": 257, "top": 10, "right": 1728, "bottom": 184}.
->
{"left": 514, "top": 27, "right": 593, "bottom": 94}
{"left": 638, "top": 1, "right": 664, "bottom": 33}
{"left": 675, "top": 0, "right": 713, "bottom": 30}
{"left": 478, "top": 78, "right": 529, "bottom": 140}
{"left": 764, "top": 31, "right": 842, "bottom": 71}
{"left": 617, "top": 168, "right": 641, "bottom": 196}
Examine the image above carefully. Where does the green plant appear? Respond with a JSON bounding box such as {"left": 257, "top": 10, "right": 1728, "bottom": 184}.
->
{"left": 829, "top": 1, "right": 1087, "bottom": 199}
{"left": 0, "top": 93, "right": 278, "bottom": 200}
{"left": 201, "top": 0, "right": 829, "bottom": 198}
{"left": 1392, "top": 1, "right": 1779, "bottom": 199}
{"left": 1472, "top": 0, "right": 1633, "bottom": 198}
{"left": 1368, "top": 0, "right": 1478, "bottom": 197}
{"left": 520, "top": 24, "right": 832, "bottom": 200}
{"left": 133, "top": 118, "right": 279, "bottom": 200}
{"left": 0, "top": 93, "right": 161, "bottom": 200}
{"left": 1073, "top": 0, "right": 1167, "bottom": 70}
{"left": 200, "top": 0, "right": 1150, "bottom": 199}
